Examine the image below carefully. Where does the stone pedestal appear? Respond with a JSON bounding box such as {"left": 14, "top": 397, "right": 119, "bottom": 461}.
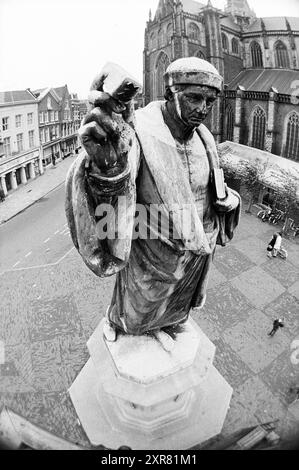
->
{"left": 69, "top": 317, "right": 232, "bottom": 450}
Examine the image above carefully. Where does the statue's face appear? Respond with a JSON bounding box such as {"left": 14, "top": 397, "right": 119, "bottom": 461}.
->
{"left": 175, "top": 85, "right": 218, "bottom": 127}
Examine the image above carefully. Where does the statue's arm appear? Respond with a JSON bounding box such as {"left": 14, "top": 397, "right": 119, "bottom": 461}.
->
{"left": 65, "top": 91, "right": 140, "bottom": 277}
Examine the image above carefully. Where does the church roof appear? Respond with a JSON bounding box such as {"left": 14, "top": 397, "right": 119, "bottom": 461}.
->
{"left": 227, "top": 69, "right": 299, "bottom": 95}
{"left": 181, "top": 0, "right": 205, "bottom": 15}
{"left": 220, "top": 15, "right": 241, "bottom": 32}
{"left": 245, "top": 16, "right": 299, "bottom": 32}
{"left": 0, "top": 89, "right": 37, "bottom": 105}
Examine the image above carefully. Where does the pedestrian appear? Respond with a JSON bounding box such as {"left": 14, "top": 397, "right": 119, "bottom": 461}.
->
{"left": 268, "top": 318, "right": 284, "bottom": 337}
{"left": 0, "top": 187, "right": 5, "bottom": 202}
{"left": 267, "top": 231, "right": 282, "bottom": 258}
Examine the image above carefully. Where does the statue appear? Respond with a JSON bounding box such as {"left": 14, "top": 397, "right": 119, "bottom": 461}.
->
{"left": 65, "top": 57, "right": 241, "bottom": 351}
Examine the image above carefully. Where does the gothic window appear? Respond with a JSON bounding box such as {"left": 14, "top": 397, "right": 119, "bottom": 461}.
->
{"left": 158, "top": 28, "right": 165, "bottom": 48}
{"left": 251, "top": 106, "right": 266, "bottom": 149}
{"left": 225, "top": 104, "right": 234, "bottom": 141}
{"left": 274, "top": 41, "right": 290, "bottom": 68}
{"left": 150, "top": 32, "right": 157, "bottom": 49}
{"left": 195, "top": 49, "right": 205, "bottom": 59}
{"left": 231, "top": 38, "right": 239, "bottom": 54}
{"left": 155, "top": 52, "right": 170, "bottom": 100}
{"left": 250, "top": 41, "right": 263, "bottom": 67}
{"left": 284, "top": 112, "right": 299, "bottom": 160}
{"left": 188, "top": 22, "right": 200, "bottom": 41}
{"left": 166, "top": 23, "right": 173, "bottom": 42}
{"left": 222, "top": 33, "right": 228, "bottom": 51}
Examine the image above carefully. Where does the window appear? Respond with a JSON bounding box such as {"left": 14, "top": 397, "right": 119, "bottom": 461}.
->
{"left": 55, "top": 111, "right": 58, "bottom": 121}
{"left": 150, "top": 32, "right": 157, "bottom": 49}
{"left": 45, "top": 111, "right": 49, "bottom": 123}
{"left": 50, "top": 111, "right": 54, "bottom": 122}
{"left": 155, "top": 52, "right": 170, "bottom": 100}
{"left": 29, "top": 130, "right": 34, "bottom": 148}
{"left": 250, "top": 41, "right": 263, "bottom": 67}
{"left": 27, "top": 113, "right": 33, "bottom": 125}
{"left": 16, "top": 133, "right": 23, "bottom": 152}
{"left": 158, "top": 28, "right": 165, "bottom": 47}
{"left": 274, "top": 41, "right": 290, "bottom": 68}
{"left": 3, "top": 137, "right": 11, "bottom": 156}
{"left": 2, "top": 117, "right": 9, "bottom": 131}
{"left": 251, "top": 106, "right": 266, "bottom": 150}
{"left": 222, "top": 33, "right": 228, "bottom": 51}
{"left": 15, "top": 114, "right": 22, "bottom": 128}
{"left": 188, "top": 22, "right": 200, "bottom": 41}
{"left": 39, "top": 112, "right": 44, "bottom": 124}
{"left": 166, "top": 23, "right": 172, "bottom": 41}
{"left": 56, "top": 125, "right": 59, "bottom": 137}
{"left": 40, "top": 129, "right": 45, "bottom": 143}
{"left": 231, "top": 38, "right": 239, "bottom": 54}
{"left": 196, "top": 49, "right": 205, "bottom": 59}
{"left": 225, "top": 104, "right": 234, "bottom": 141}
{"left": 45, "top": 128, "right": 50, "bottom": 141}
{"left": 284, "top": 112, "right": 299, "bottom": 161}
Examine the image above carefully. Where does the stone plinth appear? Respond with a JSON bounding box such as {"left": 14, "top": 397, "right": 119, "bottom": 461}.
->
{"left": 69, "top": 317, "right": 233, "bottom": 450}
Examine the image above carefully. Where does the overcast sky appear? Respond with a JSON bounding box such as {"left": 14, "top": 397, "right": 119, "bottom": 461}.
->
{"left": 0, "top": 0, "right": 298, "bottom": 98}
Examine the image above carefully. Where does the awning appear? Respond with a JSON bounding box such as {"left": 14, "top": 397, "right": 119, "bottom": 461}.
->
{"left": 218, "top": 141, "right": 299, "bottom": 201}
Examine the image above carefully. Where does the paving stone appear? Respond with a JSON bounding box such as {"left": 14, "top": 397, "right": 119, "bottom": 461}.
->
{"left": 261, "top": 257, "right": 299, "bottom": 289}
{"left": 223, "top": 376, "right": 287, "bottom": 436}
{"left": 213, "top": 245, "right": 255, "bottom": 280}
{"left": 288, "top": 281, "right": 299, "bottom": 301}
{"left": 264, "top": 292, "right": 299, "bottom": 338}
{"left": 233, "top": 236, "right": 269, "bottom": 265}
{"left": 30, "top": 337, "right": 68, "bottom": 392}
{"left": 262, "top": 350, "right": 299, "bottom": 405}
{"left": 206, "top": 264, "right": 227, "bottom": 290}
{"left": 213, "top": 338, "right": 252, "bottom": 388}
{"left": 231, "top": 266, "right": 285, "bottom": 308}
{"left": 28, "top": 295, "right": 83, "bottom": 342}
{"left": 223, "top": 310, "right": 289, "bottom": 373}
{"left": 200, "top": 282, "right": 252, "bottom": 332}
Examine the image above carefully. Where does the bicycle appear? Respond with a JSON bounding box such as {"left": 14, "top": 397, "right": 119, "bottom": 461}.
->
{"left": 269, "top": 209, "right": 284, "bottom": 225}
{"left": 257, "top": 206, "right": 272, "bottom": 222}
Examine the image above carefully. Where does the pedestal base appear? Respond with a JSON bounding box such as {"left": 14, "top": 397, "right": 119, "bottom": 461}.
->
{"left": 69, "top": 317, "right": 232, "bottom": 450}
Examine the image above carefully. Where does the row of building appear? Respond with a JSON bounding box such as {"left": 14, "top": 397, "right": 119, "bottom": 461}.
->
{"left": 0, "top": 86, "right": 87, "bottom": 195}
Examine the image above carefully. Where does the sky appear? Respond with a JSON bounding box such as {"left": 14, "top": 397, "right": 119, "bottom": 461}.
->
{"left": 0, "top": 0, "right": 298, "bottom": 98}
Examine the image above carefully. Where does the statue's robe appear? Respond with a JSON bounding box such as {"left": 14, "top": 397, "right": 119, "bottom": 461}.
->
{"left": 65, "top": 101, "right": 241, "bottom": 335}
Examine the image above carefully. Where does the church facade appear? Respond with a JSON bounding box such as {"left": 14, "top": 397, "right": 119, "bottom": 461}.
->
{"left": 143, "top": 0, "right": 299, "bottom": 161}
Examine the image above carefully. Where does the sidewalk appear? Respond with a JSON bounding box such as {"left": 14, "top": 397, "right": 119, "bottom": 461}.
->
{"left": 0, "top": 157, "right": 75, "bottom": 225}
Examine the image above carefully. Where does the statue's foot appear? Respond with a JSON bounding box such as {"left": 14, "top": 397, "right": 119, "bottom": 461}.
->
{"left": 154, "top": 330, "right": 175, "bottom": 352}
{"left": 103, "top": 321, "right": 117, "bottom": 342}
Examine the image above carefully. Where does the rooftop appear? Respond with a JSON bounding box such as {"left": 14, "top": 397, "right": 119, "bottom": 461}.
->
{"left": 227, "top": 69, "right": 299, "bottom": 95}
{"left": 245, "top": 16, "right": 299, "bottom": 32}
{"left": 0, "top": 90, "right": 37, "bottom": 105}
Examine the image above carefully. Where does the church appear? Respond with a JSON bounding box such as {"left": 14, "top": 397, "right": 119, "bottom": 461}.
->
{"left": 143, "top": 0, "right": 299, "bottom": 162}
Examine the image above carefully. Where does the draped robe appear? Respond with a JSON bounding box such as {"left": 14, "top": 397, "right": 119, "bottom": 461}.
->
{"left": 65, "top": 101, "right": 241, "bottom": 335}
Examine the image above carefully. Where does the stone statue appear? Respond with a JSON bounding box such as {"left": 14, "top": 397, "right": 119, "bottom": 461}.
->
{"left": 65, "top": 57, "right": 241, "bottom": 351}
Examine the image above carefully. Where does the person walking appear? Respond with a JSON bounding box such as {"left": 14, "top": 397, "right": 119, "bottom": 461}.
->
{"left": 267, "top": 231, "right": 282, "bottom": 258}
{"left": 268, "top": 318, "right": 284, "bottom": 337}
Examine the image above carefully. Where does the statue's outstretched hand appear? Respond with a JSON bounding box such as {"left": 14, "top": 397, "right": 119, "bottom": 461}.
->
{"left": 78, "top": 73, "right": 135, "bottom": 177}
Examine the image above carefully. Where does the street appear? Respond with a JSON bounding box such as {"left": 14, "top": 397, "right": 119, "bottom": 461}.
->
{"left": 0, "top": 184, "right": 72, "bottom": 273}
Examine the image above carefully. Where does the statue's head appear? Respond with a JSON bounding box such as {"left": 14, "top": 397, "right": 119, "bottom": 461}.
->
{"left": 164, "top": 57, "right": 223, "bottom": 127}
